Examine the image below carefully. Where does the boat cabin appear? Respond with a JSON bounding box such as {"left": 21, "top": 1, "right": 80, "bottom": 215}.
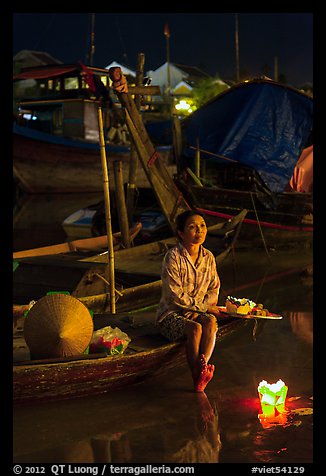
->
{"left": 13, "top": 64, "right": 127, "bottom": 142}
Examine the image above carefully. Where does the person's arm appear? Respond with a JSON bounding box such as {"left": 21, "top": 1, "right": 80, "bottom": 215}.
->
{"left": 202, "top": 256, "right": 220, "bottom": 309}
{"left": 162, "top": 255, "right": 197, "bottom": 309}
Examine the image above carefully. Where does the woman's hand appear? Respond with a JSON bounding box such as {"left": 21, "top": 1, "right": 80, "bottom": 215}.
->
{"left": 207, "top": 306, "right": 223, "bottom": 317}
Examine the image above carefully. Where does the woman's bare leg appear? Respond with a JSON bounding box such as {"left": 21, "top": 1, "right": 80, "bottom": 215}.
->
{"left": 199, "top": 315, "right": 218, "bottom": 363}
{"left": 184, "top": 320, "right": 203, "bottom": 384}
{"left": 184, "top": 317, "right": 218, "bottom": 392}
{"left": 194, "top": 315, "right": 218, "bottom": 392}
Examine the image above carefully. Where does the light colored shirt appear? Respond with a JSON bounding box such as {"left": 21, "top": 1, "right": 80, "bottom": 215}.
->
{"left": 156, "top": 242, "right": 220, "bottom": 323}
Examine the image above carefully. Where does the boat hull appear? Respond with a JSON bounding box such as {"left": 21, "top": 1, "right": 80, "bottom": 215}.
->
{"left": 175, "top": 179, "right": 313, "bottom": 248}
{"left": 13, "top": 340, "right": 185, "bottom": 404}
{"left": 13, "top": 317, "right": 243, "bottom": 404}
{"left": 13, "top": 211, "right": 247, "bottom": 304}
{"left": 13, "top": 126, "right": 174, "bottom": 194}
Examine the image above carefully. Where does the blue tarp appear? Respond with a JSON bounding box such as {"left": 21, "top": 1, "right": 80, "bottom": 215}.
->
{"left": 145, "top": 119, "right": 173, "bottom": 145}
{"left": 182, "top": 79, "right": 313, "bottom": 193}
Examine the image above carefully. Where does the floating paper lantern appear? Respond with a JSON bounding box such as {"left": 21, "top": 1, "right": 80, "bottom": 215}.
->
{"left": 258, "top": 379, "right": 288, "bottom": 406}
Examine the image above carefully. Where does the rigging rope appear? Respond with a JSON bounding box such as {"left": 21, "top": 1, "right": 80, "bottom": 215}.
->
{"left": 250, "top": 192, "right": 272, "bottom": 262}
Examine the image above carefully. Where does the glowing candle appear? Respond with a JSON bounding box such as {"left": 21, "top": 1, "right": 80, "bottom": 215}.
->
{"left": 258, "top": 379, "right": 288, "bottom": 406}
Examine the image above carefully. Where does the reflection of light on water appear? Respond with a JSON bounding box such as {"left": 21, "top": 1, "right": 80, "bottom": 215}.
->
{"left": 288, "top": 311, "right": 313, "bottom": 345}
{"left": 258, "top": 403, "right": 289, "bottom": 429}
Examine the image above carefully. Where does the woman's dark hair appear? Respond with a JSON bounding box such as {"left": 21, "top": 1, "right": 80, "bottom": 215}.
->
{"left": 176, "top": 210, "right": 205, "bottom": 232}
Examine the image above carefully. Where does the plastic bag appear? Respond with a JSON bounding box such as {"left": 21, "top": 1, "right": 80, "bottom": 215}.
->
{"left": 89, "top": 326, "right": 131, "bottom": 355}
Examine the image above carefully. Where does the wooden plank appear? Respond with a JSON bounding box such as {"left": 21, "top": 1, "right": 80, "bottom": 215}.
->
{"left": 128, "top": 85, "right": 161, "bottom": 95}
{"left": 114, "top": 89, "right": 190, "bottom": 231}
{"left": 76, "top": 280, "right": 163, "bottom": 314}
{"left": 172, "top": 115, "right": 183, "bottom": 161}
{"left": 127, "top": 53, "right": 145, "bottom": 224}
{"left": 113, "top": 160, "right": 130, "bottom": 248}
{"left": 13, "top": 223, "right": 142, "bottom": 259}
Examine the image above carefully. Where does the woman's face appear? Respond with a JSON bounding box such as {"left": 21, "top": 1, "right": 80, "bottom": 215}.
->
{"left": 178, "top": 215, "right": 207, "bottom": 246}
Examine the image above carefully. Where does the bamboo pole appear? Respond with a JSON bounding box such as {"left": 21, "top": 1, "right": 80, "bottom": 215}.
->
{"left": 195, "top": 137, "right": 200, "bottom": 178}
{"left": 186, "top": 167, "right": 204, "bottom": 187}
{"left": 97, "top": 105, "right": 116, "bottom": 313}
{"left": 126, "top": 53, "right": 145, "bottom": 224}
{"left": 113, "top": 160, "right": 130, "bottom": 248}
{"left": 189, "top": 145, "right": 238, "bottom": 163}
{"left": 172, "top": 115, "right": 182, "bottom": 163}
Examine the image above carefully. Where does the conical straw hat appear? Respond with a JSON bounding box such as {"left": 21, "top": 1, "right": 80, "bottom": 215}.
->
{"left": 24, "top": 294, "right": 94, "bottom": 359}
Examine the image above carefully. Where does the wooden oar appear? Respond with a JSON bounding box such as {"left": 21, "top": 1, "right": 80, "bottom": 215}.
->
{"left": 12, "top": 223, "right": 142, "bottom": 259}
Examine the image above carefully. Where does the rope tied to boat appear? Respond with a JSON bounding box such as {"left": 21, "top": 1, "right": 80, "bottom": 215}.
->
{"left": 93, "top": 273, "right": 123, "bottom": 298}
{"left": 250, "top": 192, "right": 272, "bottom": 262}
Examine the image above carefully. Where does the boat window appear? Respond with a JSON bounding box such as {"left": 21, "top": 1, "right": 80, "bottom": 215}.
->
{"left": 64, "top": 77, "right": 79, "bottom": 90}
{"left": 81, "top": 78, "right": 90, "bottom": 90}
{"left": 100, "top": 75, "right": 108, "bottom": 86}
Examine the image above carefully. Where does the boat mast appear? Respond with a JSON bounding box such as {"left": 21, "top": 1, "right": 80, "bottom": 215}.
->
{"left": 235, "top": 13, "right": 240, "bottom": 82}
{"left": 90, "top": 13, "right": 96, "bottom": 66}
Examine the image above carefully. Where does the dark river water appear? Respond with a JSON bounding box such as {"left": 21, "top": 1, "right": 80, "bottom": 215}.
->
{"left": 12, "top": 193, "right": 314, "bottom": 468}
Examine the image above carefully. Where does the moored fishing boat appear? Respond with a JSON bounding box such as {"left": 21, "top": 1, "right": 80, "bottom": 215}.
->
{"left": 13, "top": 123, "right": 173, "bottom": 194}
{"left": 13, "top": 63, "right": 174, "bottom": 194}
{"left": 14, "top": 250, "right": 305, "bottom": 405}
{"left": 13, "top": 209, "right": 247, "bottom": 304}
{"left": 174, "top": 78, "right": 313, "bottom": 248}
{"left": 13, "top": 302, "right": 246, "bottom": 404}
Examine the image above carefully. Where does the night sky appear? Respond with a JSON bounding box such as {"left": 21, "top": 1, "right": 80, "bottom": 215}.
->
{"left": 13, "top": 12, "right": 313, "bottom": 87}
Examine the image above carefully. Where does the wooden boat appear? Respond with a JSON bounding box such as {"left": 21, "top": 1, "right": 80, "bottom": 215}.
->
{"left": 13, "top": 209, "right": 247, "bottom": 304}
{"left": 76, "top": 209, "right": 247, "bottom": 287}
{"left": 62, "top": 202, "right": 169, "bottom": 240}
{"left": 175, "top": 184, "right": 313, "bottom": 248}
{"left": 14, "top": 242, "right": 309, "bottom": 405}
{"left": 61, "top": 203, "right": 100, "bottom": 239}
{"left": 174, "top": 78, "right": 313, "bottom": 248}
{"left": 13, "top": 64, "right": 174, "bottom": 194}
{"left": 60, "top": 185, "right": 171, "bottom": 240}
{"left": 13, "top": 301, "right": 246, "bottom": 404}
{"left": 13, "top": 222, "right": 143, "bottom": 259}
{"left": 13, "top": 124, "right": 173, "bottom": 194}
{"left": 14, "top": 250, "right": 305, "bottom": 405}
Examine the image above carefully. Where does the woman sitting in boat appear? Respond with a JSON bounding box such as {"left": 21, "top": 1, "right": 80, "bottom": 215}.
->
{"left": 156, "top": 210, "right": 222, "bottom": 392}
